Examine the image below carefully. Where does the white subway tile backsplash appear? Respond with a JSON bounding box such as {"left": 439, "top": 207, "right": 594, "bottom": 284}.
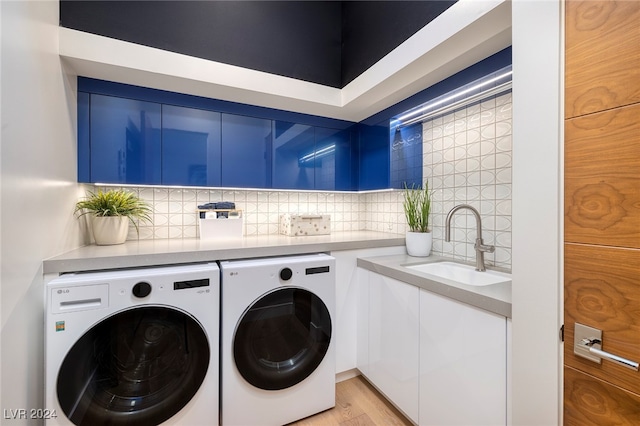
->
{"left": 496, "top": 135, "right": 512, "bottom": 152}
{"left": 154, "top": 201, "right": 170, "bottom": 214}
{"left": 496, "top": 121, "right": 512, "bottom": 137}
{"left": 496, "top": 200, "right": 512, "bottom": 215}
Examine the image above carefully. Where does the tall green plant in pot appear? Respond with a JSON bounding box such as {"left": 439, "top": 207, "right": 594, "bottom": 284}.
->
{"left": 75, "top": 189, "right": 152, "bottom": 245}
{"left": 403, "top": 182, "right": 433, "bottom": 257}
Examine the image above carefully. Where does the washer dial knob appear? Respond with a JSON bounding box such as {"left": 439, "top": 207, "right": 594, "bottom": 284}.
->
{"left": 279, "top": 267, "right": 293, "bottom": 281}
{"left": 132, "top": 281, "right": 152, "bottom": 298}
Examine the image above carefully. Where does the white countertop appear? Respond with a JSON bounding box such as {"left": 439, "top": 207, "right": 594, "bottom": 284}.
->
{"left": 44, "top": 231, "right": 405, "bottom": 274}
{"left": 358, "top": 254, "right": 512, "bottom": 318}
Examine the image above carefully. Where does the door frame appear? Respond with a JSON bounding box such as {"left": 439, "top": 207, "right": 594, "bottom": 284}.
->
{"left": 512, "top": 0, "right": 564, "bottom": 424}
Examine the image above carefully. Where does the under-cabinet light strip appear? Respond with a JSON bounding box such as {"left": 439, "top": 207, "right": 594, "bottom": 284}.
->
{"left": 399, "top": 80, "right": 512, "bottom": 128}
{"left": 93, "top": 182, "right": 397, "bottom": 194}
{"left": 392, "top": 67, "right": 513, "bottom": 128}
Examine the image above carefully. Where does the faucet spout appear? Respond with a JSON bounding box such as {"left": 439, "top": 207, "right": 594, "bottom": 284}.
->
{"left": 444, "top": 204, "right": 495, "bottom": 272}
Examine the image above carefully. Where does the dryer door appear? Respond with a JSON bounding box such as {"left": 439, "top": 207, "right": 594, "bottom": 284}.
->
{"left": 233, "top": 287, "right": 332, "bottom": 390}
{"left": 57, "top": 306, "right": 210, "bottom": 426}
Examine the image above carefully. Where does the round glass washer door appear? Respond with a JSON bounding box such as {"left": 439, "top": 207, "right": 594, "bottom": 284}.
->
{"left": 57, "top": 306, "right": 210, "bottom": 426}
{"left": 233, "top": 287, "right": 332, "bottom": 390}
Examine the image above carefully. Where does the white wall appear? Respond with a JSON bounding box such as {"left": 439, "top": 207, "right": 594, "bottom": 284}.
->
{"left": 511, "top": 0, "right": 562, "bottom": 424}
{"left": 1, "top": 0, "right": 84, "bottom": 419}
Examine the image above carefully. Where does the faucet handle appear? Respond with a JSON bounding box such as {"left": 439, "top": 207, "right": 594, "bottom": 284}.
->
{"left": 475, "top": 239, "right": 495, "bottom": 253}
{"left": 481, "top": 244, "right": 495, "bottom": 253}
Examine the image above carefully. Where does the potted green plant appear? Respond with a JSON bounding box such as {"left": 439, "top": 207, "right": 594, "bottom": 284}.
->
{"left": 75, "top": 189, "right": 152, "bottom": 245}
{"left": 403, "top": 181, "right": 433, "bottom": 257}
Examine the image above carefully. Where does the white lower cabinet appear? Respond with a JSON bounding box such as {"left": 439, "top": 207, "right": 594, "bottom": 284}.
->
{"left": 356, "top": 267, "right": 370, "bottom": 377}
{"left": 357, "top": 269, "right": 507, "bottom": 426}
{"left": 419, "top": 288, "right": 507, "bottom": 426}
{"left": 331, "top": 246, "right": 405, "bottom": 375}
{"left": 361, "top": 270, "right": 420, "bottom": 423}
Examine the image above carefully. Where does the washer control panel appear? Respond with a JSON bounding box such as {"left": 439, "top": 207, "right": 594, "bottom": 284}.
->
{"left": 50, "top": 283, "right": 109, "bottom": 314}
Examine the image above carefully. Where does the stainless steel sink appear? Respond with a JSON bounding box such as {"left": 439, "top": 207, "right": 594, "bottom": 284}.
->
{"left": 405, "top": 261, "right": 511, "bottom": 286}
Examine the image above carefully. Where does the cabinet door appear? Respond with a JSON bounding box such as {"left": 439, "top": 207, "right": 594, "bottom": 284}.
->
{"left": 419, "top": 289, "right": 506, "bottom": 426}
{"left": 221, "top": 114, "right": 272, "bottom": 188}
{"left": 77, "top": 92, "right": 90, "bottom": 182}
{"left": 358, "top": 123, "right": 390, "bottom": 190}
{"left": 162, "top": 105, "right": 221, "bottom": 187}
{"left": 90, "top": 94, "right": 161, "bottom": 184}
{"left": 390, "top": 123, "right": 423, "bottom": 189}
{"left": 356, "top": 268, "right": 370, "bottom": 377}
{"left": 314, "top": 127, "right": 354, "bottom": 191}
{"left": 272, "top": 121, "right": 315, "bottom": 190}
{"left": 368, "top": 273, "right": 419, "bottom": 423}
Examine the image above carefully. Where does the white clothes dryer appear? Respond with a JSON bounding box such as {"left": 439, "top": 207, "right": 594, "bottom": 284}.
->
{"left": 45, "top": 263, "right": 220, "bottom": 426}
{"left": 220, "top": 254, "right": 335, "bottom": 426}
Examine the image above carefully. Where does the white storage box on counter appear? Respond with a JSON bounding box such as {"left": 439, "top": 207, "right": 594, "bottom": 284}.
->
{"left": 198, "top": 210, "right": 243, "bottom": 239}
{"left": 279, "top": 214, "right": 331, "bottom": 236}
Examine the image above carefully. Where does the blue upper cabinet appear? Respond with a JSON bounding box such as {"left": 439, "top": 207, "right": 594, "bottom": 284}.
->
{"left": 358, "top": 123, "right": 390, "bottom": 190}
{"left": 77, "top": 92, "right": 90, "bottom": 182}
{"left": 314, "top": 127, "right": 355, "bottom": 191}
{"left": 272, "top": 123, "right": 356, "bottom": 191}
{"left": 221, "top": 114, "right": 272, "bottom": 188}
{"left": 390, "top": 123, "right": 423, "bottom": 189}
{"left": 77, "top": 78, "right": 364, "bottom": 190}
{"left": 89, "top": 94, "right": 162, "bottom": 184}
{"left": 162, "top": 105, "right": 221, "bottom": 187}
{"left": 272, "top": 121, "right": 315, "bottom": 190}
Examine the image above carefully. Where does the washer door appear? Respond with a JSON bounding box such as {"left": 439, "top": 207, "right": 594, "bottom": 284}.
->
{"left": 57, "top": 306, "right": 209, "bottom": 426}
{"left": 233, "top": 287, "right": 332, "bottom": 390}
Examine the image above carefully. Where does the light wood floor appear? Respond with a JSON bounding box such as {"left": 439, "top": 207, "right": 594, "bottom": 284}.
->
{"left": 287, "top": 376, "right": 412, "bottom": 426}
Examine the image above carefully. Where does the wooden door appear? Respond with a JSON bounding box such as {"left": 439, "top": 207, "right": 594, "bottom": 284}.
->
{"left": 564, "top": 1, "right": 640, "bottom": 424}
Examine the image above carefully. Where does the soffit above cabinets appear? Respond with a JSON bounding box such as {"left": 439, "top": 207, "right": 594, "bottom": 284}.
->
{"left": 58, "top": 0, "right": 511, "bottom": 123}
{"left": 60, "top": 1, "right": 458, "bottom": 89}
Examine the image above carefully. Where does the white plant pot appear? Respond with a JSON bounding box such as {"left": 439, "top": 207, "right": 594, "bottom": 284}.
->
{"left": 406, "top": 231, "right": 432, "bottom": 257}
{"left": 92, "top": 216, "right": 130, "bottom": 245}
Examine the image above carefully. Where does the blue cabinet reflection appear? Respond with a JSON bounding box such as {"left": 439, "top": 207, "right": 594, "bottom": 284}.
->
{"left": 315, "top": 127, "right": 353, "bottom": 191}
{"left": 390, "top": 123, "right": 422, "bottom": 188}
{"left": 162, "top": 105, "right": 221, "bottom": 187}
{"left": 272, "top": 121, "right": 315, "bottom": 190}
{"left": 90, "top": 95, "right": 162, "bottom": 184}
{"left": 273, "top": 123, "right": 354, "bottom": 191}
{"left": 222, "top": 114, "right": 272, "bottom": 188}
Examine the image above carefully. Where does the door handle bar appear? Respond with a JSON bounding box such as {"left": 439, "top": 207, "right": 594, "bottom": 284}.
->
{"left": 579, "top": 338, "right": 639, "bottom": 371}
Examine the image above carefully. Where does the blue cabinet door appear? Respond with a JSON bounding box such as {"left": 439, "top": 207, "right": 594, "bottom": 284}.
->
{"left": 390, "top": 123, "right": 423, "bottom": 189}
{"left": 358, "top": 123, "right": 390, "bottom": 190}
{"left": 77, "top": 92, "right": 90, "bottom": 182}
{"left": 314, "top": 127, "right": 354, "bottom": 191}
{"left": 90, "top": 94, "right": 162, "bottom": 184}
{"left": 162, "top": 105, "right": 221, "bottom": 187}
{"left": 272, "top": 121, "right": 315, "bottom": 190}
{"left": 221, "top": 114, "right": 272, "bottom": 188}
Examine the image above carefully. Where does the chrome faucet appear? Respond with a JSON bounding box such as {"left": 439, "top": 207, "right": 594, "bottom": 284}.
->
{"left": 445, "top": 204, "right": 495, "bottom": 272}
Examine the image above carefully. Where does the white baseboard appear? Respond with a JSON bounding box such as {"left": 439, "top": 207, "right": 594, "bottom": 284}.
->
{"left": 335, "top": 368, "right": 360, "bottom": 383}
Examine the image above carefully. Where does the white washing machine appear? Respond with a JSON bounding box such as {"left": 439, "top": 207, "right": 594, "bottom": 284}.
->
{"left": 45, "top": 263, "right": 220, "bottom": 426}
{"left": 220, "top": 254, "right": 336, "bottom": 426}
